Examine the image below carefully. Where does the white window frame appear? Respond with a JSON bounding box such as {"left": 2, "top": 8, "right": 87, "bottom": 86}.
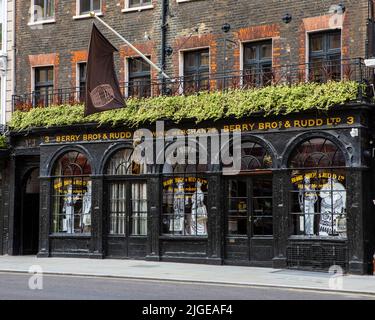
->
{"left": 28, "top": 0, "right": 56, "bottom": 26}
{"left": 122, "top": 0, "right": 154, "bottom": 13}
{"left": 0, "top": 0, "right": 7, "bottom": 54}
{"left": 74, "top": 0, "right": 103, "bottom": 20}
{"left": 31, "top": 64, "right": 54, "bottom": 93}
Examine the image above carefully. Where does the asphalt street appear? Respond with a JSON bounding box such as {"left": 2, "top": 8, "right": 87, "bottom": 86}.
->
{"left": 0, "top": 272, "right": 373, "bottom": 300}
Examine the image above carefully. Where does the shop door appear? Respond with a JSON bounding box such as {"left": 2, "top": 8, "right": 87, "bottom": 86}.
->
{"left": 224, "top": 176, "right": 273, "bottom": 264}
{"left": 21, "top": 168, "right": 40, "bottom": 255}
{"left": 106, "top": 181, "right": 148, "bottom": 258}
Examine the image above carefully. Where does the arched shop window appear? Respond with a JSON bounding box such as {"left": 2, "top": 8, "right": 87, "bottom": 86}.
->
{"left": 106, "top": 148, "right": 148, "bottom": 236}
{"left": 227, "top": 142, "right": 273, "bottom": 236}
{"left": 162, "top": 146, "right": 208, "bottom": 236}
{"left": 289, "top": 138, "right": 347, "bottom": 238}
{"left": 52, "top": 151, "right": 92, "bottom": 234}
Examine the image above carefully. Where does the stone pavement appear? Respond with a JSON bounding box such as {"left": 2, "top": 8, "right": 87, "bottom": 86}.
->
{"left": 0, "top": 255, "right": 374, "bottom": 295}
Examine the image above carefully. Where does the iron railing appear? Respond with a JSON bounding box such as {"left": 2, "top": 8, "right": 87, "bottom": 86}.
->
{"left": 12, "top": 58, "right": 375, "bottom": 111}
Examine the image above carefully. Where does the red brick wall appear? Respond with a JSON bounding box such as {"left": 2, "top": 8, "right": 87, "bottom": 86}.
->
{"left": 70, "top": 50, "right": 88, "bottom": 88}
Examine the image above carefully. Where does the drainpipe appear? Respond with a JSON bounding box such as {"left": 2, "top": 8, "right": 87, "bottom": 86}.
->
{"left": 11, "top": 0, "right": 16, "bottom": 113}
{"left": 161, "top": 0, "right": 169, "bottom": 94}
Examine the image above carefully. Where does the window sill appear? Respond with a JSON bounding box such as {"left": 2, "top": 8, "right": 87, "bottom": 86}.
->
{"left": 73, "top": 12, "right": 103, "bottom": 20}
{"left": 122, "top": 5, "right": 154, "bottom": 13}
{"left": 28, "top": 19, "right": 56, "bottom": 26}
{"left": 289, "top": 235, "right": 347, "bottom": 241}
{"left": 49, "top": 233, "right": 91, "bottom": 238}
{"left": 159, "top": 235, "right": 208, "bottom": 240}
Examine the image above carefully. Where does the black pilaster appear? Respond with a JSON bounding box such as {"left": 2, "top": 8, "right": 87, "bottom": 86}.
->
{"left": 347, "top": 168, "right": 366, "bottom": 274}
{"left": 272, "top": 170, "right": 289, "bottom": 268}
{"left": 38, "top": 177, "right": 50, "bottom": 257}
{"left": 207, "top": 174, "right": 223, "bottom": 265}
{"left": 146, "top": 176, "right": 161, "bottom": 261}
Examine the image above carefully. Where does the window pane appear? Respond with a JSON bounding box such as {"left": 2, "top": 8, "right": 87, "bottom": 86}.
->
{"left": 129, "top": 0, "right": 141, "bottom": 8}
{"left": 244, "top": 45, "right": 257, "bottom": 61}
{"left": 200, "top": 51, "right": 209, "bottom": 67}
{"left": 46, "top": 0, "right": 55, "bottom": 18}
{"left": 290, "top": 169, "right": 347, "bottom": 238}
{"left": 329, "top": 33, "right": 341, "bottom": 50}
{"left": 80, "top": 0, "right": 91, "bottom": 13}
{"left": 130, "top": 183, "right": 147, "bottom": 235}
{"left": 162, "top": 176, "right": 208, "bottom": 236}
{"left": 227, "top": 179, "right": 247, "bottom": 236}
{"left": 310, "top": 34, "right": 324, "bottom": 52}
{"left": 52, "top": 152, "right": 92, "bottom": 235}
{"left": 109, "top": 182, "right": 127, "bottom": 235}
{"left": 260, "top": 43, "right": 272, "bottom": 59}
{"left": 184, "top": 52, "right": 197, "bottom": 69}
{"left": 93, "top": 0, "right": 101, "bottom": 11}
{"left": 289, "top": 138, "right": 346, "bottom": 169}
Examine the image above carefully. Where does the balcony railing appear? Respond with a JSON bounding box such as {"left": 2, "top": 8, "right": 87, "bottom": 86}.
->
{"left": 13, "top": 58, "right": 375, "bottom": 111}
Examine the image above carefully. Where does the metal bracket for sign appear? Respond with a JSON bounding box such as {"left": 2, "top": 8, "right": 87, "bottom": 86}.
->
{"left": 89, "top": 11, "right": 171, "bottom": 80}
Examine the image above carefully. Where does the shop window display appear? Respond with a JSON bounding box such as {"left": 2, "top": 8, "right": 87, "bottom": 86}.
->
{"left": 162, "top": 146, "right": 208, "bottom": 236}
{"left": 289, "top": 138, "right": 347, "bottom": 237}
{"left": 52, "top": 151, "right": 92, "bottom": 234}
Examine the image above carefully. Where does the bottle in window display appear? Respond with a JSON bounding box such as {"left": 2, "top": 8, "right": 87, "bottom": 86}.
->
{"left": 171, "top": 181, "right": 185, "bottom": 233}
{"left": 319, "top": 177, "right": 346, "bottom": 236}
{"left": 298, "top": 177, "right": 317, "bottom": 235}
{"left": 190, "top": 181, "right": 208, "bottom": 235}
{"left": 62, "top": 185, "right": 79, "bottom": 234}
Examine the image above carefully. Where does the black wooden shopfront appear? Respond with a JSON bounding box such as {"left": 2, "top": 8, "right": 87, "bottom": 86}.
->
{"left": 1, "top": 103, "right": 375, "bottom": 275}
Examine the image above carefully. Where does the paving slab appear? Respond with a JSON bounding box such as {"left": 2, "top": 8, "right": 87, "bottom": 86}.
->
{"left": 0, "top": 256, "right": 374, "bottom": 295}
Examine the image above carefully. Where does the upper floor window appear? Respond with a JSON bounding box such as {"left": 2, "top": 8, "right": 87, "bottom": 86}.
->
{"left": 128, "top": 57, "right": 151, "bottom": 98}
{"left": 31, "top": 0, "right": 55, "bottom": 23}
{"left": 126, "top": 0, "right": 152, "bottom": 9}
{"left": 79, "top": 0, "right": 101, "bottom": 15}
{"left": 34, "top": 66, "right": 54, "bottom": 106}
{"left": 243, "top": 40, "right": 272, "bottom": 87}
{"left": 183, "top": 49, "right": 209, "bottom": 94}
{"left": 0, "top": 0, "right": 3, "bottom": 50}
{"left": 309, "top": 30, "right": 341, "bottom": 82}
{"left": 78, "top": 62, "right": 87, "bottom": 102}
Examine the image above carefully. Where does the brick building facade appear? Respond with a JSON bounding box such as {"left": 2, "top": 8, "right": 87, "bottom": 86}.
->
{"left": 13, "top": 1, "right": 375, "bottom": 95}
{"left": 2, "top": 0, "right": 375, "bottom": 275}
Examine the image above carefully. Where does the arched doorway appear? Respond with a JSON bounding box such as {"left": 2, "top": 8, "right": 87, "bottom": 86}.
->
{"left": 21, "top": 168, "right": 40, "bottom": 255}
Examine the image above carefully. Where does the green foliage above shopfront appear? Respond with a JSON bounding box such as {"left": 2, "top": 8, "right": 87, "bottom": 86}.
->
{"left": 9, "top": 81, "right": 362, "bottom": 131}
{"left": 0, "top": 135, "right": 7, "bottom": 149}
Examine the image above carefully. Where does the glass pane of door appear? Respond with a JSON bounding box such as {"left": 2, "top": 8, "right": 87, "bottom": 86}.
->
{"left": 252, "top": 177, "right": 273, "bottom": 236}
{"left": 227, "top": 179, "right": 248, "bottom": 236}
{"left": 109, "top": 182, "right": 127, "bottom": 235}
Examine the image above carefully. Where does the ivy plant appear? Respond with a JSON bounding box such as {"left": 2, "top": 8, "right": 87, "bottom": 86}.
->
{"left": 9, "top": 81, "right": 362, "bottom": 131}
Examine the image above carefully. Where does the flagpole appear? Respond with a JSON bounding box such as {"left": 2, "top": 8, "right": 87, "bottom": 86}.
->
{"left": 89, "top": 11, "right": 171, "bottom": 80}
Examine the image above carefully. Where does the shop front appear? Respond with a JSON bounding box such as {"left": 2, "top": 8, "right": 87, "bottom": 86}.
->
{"left": 2, "top": 104, "right": 374, "bottom": 274}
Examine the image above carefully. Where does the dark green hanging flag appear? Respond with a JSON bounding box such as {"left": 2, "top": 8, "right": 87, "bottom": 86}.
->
{"left": 85, "top": 23, "right": 124, "bottom": 116}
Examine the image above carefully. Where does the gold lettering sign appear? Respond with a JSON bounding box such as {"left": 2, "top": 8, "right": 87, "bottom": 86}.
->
{"left": 42, "top": 115, "right": 357, "bottom": 144}
{"left": 291, "top": 171, "right": 345, "bottom": 189}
